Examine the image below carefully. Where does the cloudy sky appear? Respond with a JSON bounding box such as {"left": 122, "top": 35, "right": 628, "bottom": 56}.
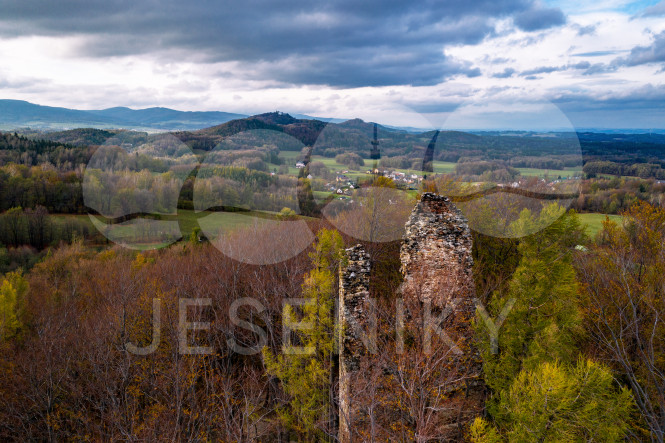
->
{"left": 0, "top": 0, "right": 664, "bottom": 129}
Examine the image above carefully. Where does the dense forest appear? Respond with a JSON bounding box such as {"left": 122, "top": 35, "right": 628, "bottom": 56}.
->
{"left": 0, "top": 203, "right": 663, "bottom": 440}
{"left": 0, "top": 118, "right": 665, "bottom": 440}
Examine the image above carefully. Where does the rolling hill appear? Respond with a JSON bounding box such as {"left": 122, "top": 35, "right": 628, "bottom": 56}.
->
{"left": 0, "top": 99, "right": 246, "bottom": 131}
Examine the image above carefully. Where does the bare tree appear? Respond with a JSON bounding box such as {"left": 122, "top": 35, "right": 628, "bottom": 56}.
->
{"left": 576, "top": 203, "right": 665, "bottom": 442}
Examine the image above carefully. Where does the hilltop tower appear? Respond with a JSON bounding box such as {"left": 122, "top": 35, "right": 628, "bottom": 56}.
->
{"left": 370, "top": 123, "right": 381, "bottom": 160}
{"left": 422, "top": 130, "right": 439, "bottom": 173}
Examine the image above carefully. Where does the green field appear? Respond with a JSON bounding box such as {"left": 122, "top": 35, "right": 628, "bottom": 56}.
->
{"left": 517, "top": 166, "right": 583, "bottom": 178}
{"left": 272, "top": 154, "right": 581, "bottom": 181}
{"left": 310, "top": 156, "right": 457, "bottom": 176}
{"left": 51, "top": 210, "right": 627, "bottom": 249}
{"left": 578, "top": 213, "right": 624, "bottom": 237}
{"left": 266, "top": 151, "right": 302, "bottom": 175}
{"left": 431, "top": 161, "right": 456, "bottom": 174}
{"left": 50, "top": 209, "right": 293, "bottom": 249}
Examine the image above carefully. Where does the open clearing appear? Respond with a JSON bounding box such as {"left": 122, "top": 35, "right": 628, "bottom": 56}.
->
{"left": 577, "top": 213, "right": 624, "bottom": 237}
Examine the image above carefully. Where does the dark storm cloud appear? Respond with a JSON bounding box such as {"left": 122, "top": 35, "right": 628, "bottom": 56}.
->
{"left": 571, "top": 50, "right": 625, "bottom": 57}
{"left": 513, "top": 4, "right": 566, "bottom": 31}
{"left": 552, "top": 84, "right": 665, "bottom": 128}
{"left": 0, "top": 0, "right": 563, "bottom": 87}
{"left": 573, "top": 24, "right": 596, "bottom": 36}
{"left": 613, "top": 31, "right": 665, "bottom": 67}
{"left": 638, "top": 1, "right": 665, "bottom": 17}
{"left": 554, "top": 84, "right": 665, "bottom": 111}
{"left": 243, "top": 45, "right": 484, "bottom": 87}
{"left": 582, "top": 63, "right": 616, "bottom": 75}
{"left": 521, "top": 65, "right": 561, "bottom": 76}
{"left": 514, "top": 61, "right": 597, "bottom": 77}
{"left": 492, "top": 68, "right": 516, "bottom": 78}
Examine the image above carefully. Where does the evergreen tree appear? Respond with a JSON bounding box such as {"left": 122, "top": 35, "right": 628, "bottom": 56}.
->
{"left": 477, "top": 204, "right": 586, "bottom": 396}
{"left": 297, "top": 177, "right": 318, "bottom": 217}
{"left": 471, "top": 205, "right": 635, "bottom": 441}
{"left": 263, "top": 229, "right": 344, "bottom": 441}
{"left": 0, "top": 271, "right": 27, "bottom": 341}
{"left": 470, "top": 359, "right": 634, "bottom": 442}
{"left": 189, "top": 226, "right": 202, "bottom": 245}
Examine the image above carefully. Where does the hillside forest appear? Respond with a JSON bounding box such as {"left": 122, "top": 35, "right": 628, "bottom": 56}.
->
{"left": 0, "top": 113, "right": 664, "bottom": 440}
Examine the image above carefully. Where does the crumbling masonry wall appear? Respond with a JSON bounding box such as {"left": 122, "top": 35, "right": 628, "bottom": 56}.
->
{"left": 400, "top": 192, "right": 484, "bottom": 435}
{"left": 400, "top": 192, "right": 475, "bottom": 308}
{"left": 338, "top": 245, "right": 371, "bottom": 443}
{"left": 338, "top": 193, "right": 484, "bottom": 442}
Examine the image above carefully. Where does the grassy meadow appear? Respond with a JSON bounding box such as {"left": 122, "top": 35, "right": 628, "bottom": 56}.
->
{"left": 577, "top": 213, "right": 624, "bottom": 237}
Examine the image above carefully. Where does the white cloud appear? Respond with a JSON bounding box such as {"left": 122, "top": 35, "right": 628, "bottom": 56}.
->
{"left": 0, "top": 1, "right": 662, "bottom": 128}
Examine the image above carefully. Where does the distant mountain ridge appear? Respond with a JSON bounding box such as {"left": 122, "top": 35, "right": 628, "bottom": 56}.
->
{"left": 10, "top": 110, "right": 665, "bottom": 174}
{"left": 0, "top": 99, "right": 247, "bottom": 131}
{"left": 173, "top": 111, "right": 329, "bottom": 150}
{"left": 31, "top": 111, "right": 396, "bottom": 148}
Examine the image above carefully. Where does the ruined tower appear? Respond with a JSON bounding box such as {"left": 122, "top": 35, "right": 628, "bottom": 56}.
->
{"left": 400, "top": 192, "right": 475, "bottom": 307}
{"left": 338, "top": 245, "right": 372, "bottom": 443}
{"left": 400, "top": 192, "right": 484, "bottom": 435}
{"left": 421, "top": 130, "right": 439, "bottom": 173}
{"left": 338, "top": 193, "right": 483, "bottom": 441}
{"left": 370, "top": 123, "right": 380, "bottom": 160}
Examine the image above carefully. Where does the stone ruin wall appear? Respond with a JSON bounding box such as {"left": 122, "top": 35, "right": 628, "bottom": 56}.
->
{"left": 338, "top": 245, "right": 371, "bottom": 443}
{"left": 400, "top": 192, "right": 476, "bottom": 308}
{"left": 399, "top": 192, "right": 484, "bottom": 436}
{"left": 338, "top": 193, "right": 484, "bottom": 442}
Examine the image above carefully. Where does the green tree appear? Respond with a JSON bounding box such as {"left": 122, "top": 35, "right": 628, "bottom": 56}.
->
{"left": 0, "top": 270, "right": 27, "bottom": 341}
{"left": 297, "top": 178, "right": 318, "bottom": 217}
{"left": 189, "top": 226, "right": 202, "bottom": 245}
{"left": 471, "top": 359, "right": 634, "bottom": 442}
{"left": 263, "top": 229, "right": 344, "bottom": 441}
{"left": 477, "top": 205, "right": 586, "bottom": 397}
{"left": 470, "top": 205, "right": 639, "bottom": 439}
{"left": 2, "top": 207, "right": 27, "bottom": 246}
{"left": 468, "top": 417, "right": 502, "bottom": 443}
{"left": 278, "top": 207, "right": 297, "bottom": 220}
{"left": 471, "top": 231, "right": 519, "bottom": 303}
